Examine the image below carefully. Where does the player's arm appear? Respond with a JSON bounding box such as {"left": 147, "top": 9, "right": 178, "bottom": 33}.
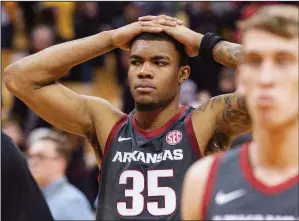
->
{"left": 192, "top": 93, "right": 251, "bottom": 155}
{"left": 181, "top": 155, "right": 215, "bottom": 220}
{"left": 212, "top": 41, "right": 243, "bottom": 68}
{"left": 4, "top": 31, "right": 121, "bottom": 158}
{"left": 4, "top": 22, "right": 164, "bottom": 158}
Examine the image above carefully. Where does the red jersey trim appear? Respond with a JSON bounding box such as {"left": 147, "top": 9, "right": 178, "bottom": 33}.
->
{"left": 240, "top": 143, "right": 299, "bottom": 195}
{"left": 185, "top": 112, "right": 202, "bottom": 159}
{"left": 132, "top": 105, "right": 188, "bottom": 138}
{"left": 97, "top": 114, "right": 128, "bottom": 182}
{"left": 201, "top": 153, "right": 223, "bottom": 220}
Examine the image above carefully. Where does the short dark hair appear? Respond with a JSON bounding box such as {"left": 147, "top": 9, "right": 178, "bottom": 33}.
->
{"left": 131, "top": 32, "right": 189, "bottom": 66}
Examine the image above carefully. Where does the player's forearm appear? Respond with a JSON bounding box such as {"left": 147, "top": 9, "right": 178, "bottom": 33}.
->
{"left": 4, "top": 30, "right": 115, "bottom": 89}
{"left": 212, "top": 41, "right": 243, "bottom": 69}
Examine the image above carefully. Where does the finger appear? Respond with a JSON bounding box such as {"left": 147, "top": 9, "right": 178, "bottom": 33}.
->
{"left": 176, "top": 19, "right": 184, "bottom": 25}
{"left": 159, "top": 15, "right": 184, "bottom": 25}
{"left": 138, "top": 15, "right": 157, "bottom": 21}
{"left": 139, "top": 21, "right": 163, "bottom": 27}
{"left": 140, "top": 26, "right": 163, "bottom": 33}
{"left": 155, "top": 18, "right": 177, "bottom": 27}
{"left": 139, "top": 15, "right": 183, "bottom": 26}
{"left": 140, "top": 19, "right": 176, "bottom": 27}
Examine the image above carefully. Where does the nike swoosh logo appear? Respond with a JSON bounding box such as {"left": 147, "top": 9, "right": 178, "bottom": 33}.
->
{"left": 215, "top": 189, "right": 246, "bottom": 205}
{"left": 118, "top": 136, "right": 132, "bottom": 142}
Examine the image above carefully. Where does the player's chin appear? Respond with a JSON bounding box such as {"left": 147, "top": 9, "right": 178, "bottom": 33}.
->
{"left": 256, "top": 111, "right": 287, "bottom": 129}
{"left": 134, "top": 93, "right": 156, "bottom": 103}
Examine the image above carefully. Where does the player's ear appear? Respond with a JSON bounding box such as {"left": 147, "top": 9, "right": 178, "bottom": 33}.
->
{"left": 179, "top": 65, "right": 190, "bottom": 85}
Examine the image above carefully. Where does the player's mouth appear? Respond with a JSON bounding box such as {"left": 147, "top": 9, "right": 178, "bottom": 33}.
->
{"left": 256, "top": 94, "right": 275, "bottom": 108}
{"left": 135, "top": 82, "right": 156, "bottom": 93}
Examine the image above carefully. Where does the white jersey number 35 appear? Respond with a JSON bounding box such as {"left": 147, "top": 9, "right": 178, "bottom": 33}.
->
{"left": 117, "top": 169, "right": 176, "bottom": 216}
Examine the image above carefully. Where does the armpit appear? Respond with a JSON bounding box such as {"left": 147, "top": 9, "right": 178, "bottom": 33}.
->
{"left": 204, "top": 131, "right": 231, "bottom": 156}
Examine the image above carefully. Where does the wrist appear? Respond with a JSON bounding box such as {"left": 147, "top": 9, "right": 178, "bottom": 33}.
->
{"left": 102, "top": 30, "right": 117, "bottom": 49}
{"left": 198, "top": 33, "right": 224, "bottom": 61}
{"left": 195, "top": 33, "right": 204, "bottom": 52}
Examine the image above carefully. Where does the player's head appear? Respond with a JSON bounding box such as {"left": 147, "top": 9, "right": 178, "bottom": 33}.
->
{"left": 128, "top": 32, "right": 190, "bottom": 111}
{"left": 27, "top": 132, "right": 71, "bottom": 187}
{"left": 237, "top": 5, "right": 298, "bottom": 130}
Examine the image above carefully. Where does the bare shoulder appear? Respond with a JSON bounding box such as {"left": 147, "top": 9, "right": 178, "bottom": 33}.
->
{"left": 186, "top": 154, "right": 216, "bottom": 182}
{"left": 182, "top": 155, "right": 217, "bottom": 220}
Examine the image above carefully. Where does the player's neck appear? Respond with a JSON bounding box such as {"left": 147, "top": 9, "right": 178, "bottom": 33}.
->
{"left": 252, "top": 119, "right": 298, "bottom": 169}
{"left": 134, "top": 99, "right": 180, "bottom": 131}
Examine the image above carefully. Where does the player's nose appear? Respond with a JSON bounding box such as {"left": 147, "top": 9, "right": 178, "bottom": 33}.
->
{"left": 137, "top": 63, "right": 154, "bottom": 79}
{"left": 259, "top": 61, "right": 276, "bottom": 87}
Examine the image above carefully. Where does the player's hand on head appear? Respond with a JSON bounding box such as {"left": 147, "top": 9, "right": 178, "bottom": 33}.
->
{"left": 111, "top": 21, "right": 163, "bottom": 50}
{"left": 139, "top": 15, "right": 202, "bottom": 57}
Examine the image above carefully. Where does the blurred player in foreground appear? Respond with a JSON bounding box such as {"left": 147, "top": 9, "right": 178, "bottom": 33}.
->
{"left": 182, "top": 5, "right": 298, "bottom": 220}
{"left": 1, "top": 132, "right": 54, "bottom": 221}
{"left": 4, "top": 14, "right": 251, "bottom": 219}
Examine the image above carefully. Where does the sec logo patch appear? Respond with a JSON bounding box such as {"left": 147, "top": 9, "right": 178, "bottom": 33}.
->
{"left": 166, "top": 130, "right": 183, "bottom": 145}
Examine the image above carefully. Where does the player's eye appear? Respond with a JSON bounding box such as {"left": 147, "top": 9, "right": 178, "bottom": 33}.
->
{"left": 131, "top": 60, "right": 142, "bottom": 66}
{"left": 155, "top": 61, "right": 168, "bottom": 66}
{"left": 244, "top": 56, "right": 262, "bottom": 67}
{"left": 275, "top": 54, "right": 293, "bottom": 66}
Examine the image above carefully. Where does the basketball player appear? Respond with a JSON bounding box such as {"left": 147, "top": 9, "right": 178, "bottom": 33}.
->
{"left": 5, "top": 16, "right": 250, "bottom": 219}
{"left": 182, "top": 5, "right": 298, "bottom": 220}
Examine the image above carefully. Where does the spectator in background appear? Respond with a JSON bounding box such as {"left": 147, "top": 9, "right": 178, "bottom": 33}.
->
{"left": 1, "top": 2, "right": 16, "bottom": 49}
{"left": 197, "top": 90, "right": 212, "bottom": 106}
{"left": 180, "top": 79, "right": 199, "bottom": 107}
{"left": 27, "top": 130, "right": 94, "bottom": 220}
{"left": 216, "top": 67, "right": 236, "bottom": 95}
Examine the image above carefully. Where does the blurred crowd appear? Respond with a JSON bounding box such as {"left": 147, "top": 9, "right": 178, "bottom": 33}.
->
{"left": 2, "top": 1, "right": 295, "bottom": 220}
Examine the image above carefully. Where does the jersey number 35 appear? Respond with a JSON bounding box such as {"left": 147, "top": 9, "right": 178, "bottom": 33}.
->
{"left": 117, "top": 169, "right": 176, "bottom": 216}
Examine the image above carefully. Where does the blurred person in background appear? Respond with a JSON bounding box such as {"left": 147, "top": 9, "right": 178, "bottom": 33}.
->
{"left": 1, "top": 2, "right": 16, "bottom": 50}
{"left": 28, "top": 127, "right": 97, "bottom": 209}
{"left": 2, "top": 132, "right": 54, "bottom": 221}
{"left": 197, "top": 90, "right": 212, "bottom": 106}
{"left": 27, "top": 130, "right": 94, "bottom": 220}
{"left": 179, "top": 79, "right": 199, "bottom": 107}
{"left": 216, "top": 67, "right": 236, "bottom": 94}
{"left": 182, "top": 5, "right": 298, "bottom": 220}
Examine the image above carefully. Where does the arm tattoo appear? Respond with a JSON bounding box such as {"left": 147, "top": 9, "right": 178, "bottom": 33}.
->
{"left": 213, "top": 41, "right": 243, "bottom": 68}
{"left": 219, "top": 93, "right": 251, "bottom": 136}
{"left": 196, "top": 93, "right": 251, "bottom": 153}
